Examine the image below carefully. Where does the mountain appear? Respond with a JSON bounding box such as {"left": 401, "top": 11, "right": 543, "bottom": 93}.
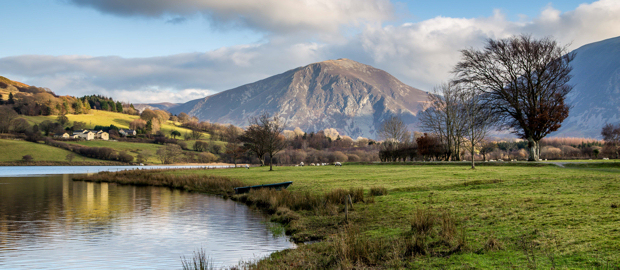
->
{"left": 133, "top": 102, "right": 179, "bottom": 113}
{"left": 553, "top": 36, "right": 620, "bottom": 138}
{"left": 170, "top": 59, "right": 429, "bottom": 139}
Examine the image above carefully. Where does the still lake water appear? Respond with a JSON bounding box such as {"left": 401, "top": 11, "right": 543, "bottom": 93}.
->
{"left": 0, "top": 165, "right": 233, "bottom": 177}
{"left": 0, "top": 170, "right": 294, "bottom": 269}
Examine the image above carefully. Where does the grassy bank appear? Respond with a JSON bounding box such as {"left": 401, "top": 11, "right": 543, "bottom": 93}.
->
{"left": 76, "top": 163, "right": 620, "bottom": 269}
{"left": 0, "top": 139, "right": 107, "bottom": 163}
{"left": 64, "top": 140, "right": 169, "bottom": 164}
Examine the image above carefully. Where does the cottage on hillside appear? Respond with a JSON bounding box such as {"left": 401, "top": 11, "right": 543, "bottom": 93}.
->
{"left": 94, "top": 130, "right": 109, "bottom": 140}
{"left": 119, "top": 129, "right": 136, "bottom": 137}
{"left": 73, "top": 130, "right": 110, "bottom": 140}
{"left": 73, "top": 130, "right": 95, "bottom": 140}
{"left": 53, "top": 132, "right": 71, "bottom": 139}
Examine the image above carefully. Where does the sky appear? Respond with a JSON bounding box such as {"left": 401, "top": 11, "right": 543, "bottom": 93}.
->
{"left": 1, "top": 0, "right": 619, "bottom": 104}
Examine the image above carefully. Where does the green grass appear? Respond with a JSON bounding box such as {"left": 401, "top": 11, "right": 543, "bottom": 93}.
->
{"left": 0, "top": 139, "right": 103, "bottom": 162}
{"left": 63, "top": 140, "right": 167, "bottom": 164}
{"left": 21, "top": 110, "right": 208, "bottom": 139}
{"left": 542, "top": 159, "right": 620, "bottom": 163}
{"left": 163, "top": 163, "right": 620, "bottom": 268}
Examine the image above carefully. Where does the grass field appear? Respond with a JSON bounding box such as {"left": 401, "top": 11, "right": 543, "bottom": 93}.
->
{"left": 63, "top": 140, "right": 167, "bottom": 164}
{"left": 63, "top": 140, "right": 211, "bottom": 164}
{"left": 21, "top": 110, "right": 208, "bottom": 139}
{"left": 159, "top": 162, "right": 620, "bottom": 269}
{"left": 0, "top": 139, "right": 103, "bottom": 162}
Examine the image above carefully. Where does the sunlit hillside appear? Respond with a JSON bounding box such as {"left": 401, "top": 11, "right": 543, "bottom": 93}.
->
{"left": 21, "top": 110, "right": 208, "bottom": 139}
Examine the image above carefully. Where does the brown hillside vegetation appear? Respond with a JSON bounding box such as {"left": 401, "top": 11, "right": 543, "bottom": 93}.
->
{"left": 0, "top": 76, "right": 29, "bottom": 89}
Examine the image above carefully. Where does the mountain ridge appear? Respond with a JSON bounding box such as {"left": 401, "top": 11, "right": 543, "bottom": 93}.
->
{"left": 170, "top": 58, "right": 429, "bottom": 139}
{"left": 552, "top": 36, "right": 620, "bottom": 138}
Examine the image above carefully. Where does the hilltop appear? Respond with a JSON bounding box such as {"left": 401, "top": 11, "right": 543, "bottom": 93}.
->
{"left": 170, "top": 59, "right": 429, "bottom": 139}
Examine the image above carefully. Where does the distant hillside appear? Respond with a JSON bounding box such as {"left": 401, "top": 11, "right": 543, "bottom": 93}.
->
{"left": 170, "top": 59, "right": 429, "bottom": 139}
{"left": 0, "top": 76, "right": 29, "bottom": 89}
{"left": 553, "top": 36, "right": 620, "bottom": 138}
{"left": 134, "top": 102, "right": 179, "bottom": 113}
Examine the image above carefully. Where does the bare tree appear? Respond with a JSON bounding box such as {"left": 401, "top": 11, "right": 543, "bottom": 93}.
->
{"left": 378, "top": 116, "right": 410, "bottom": 143}
{"left": 459, "top": 84, "right": 495, "bottom": 168}
{"left": 224, "top": 124, "right": 244, "bottom": 167}
{"left": 419, "top": 83, "right": 467, "bottom": 161}
{"left": 0, "top": 106, "right": 18, "bottom": 133}
{"left": 454, "top": 35, "right": 574, "bottom": 161}
{"left": 601, "top": 123, "right": 620, "bottom": 158}
{"left": 156, "top": 144, "right": 183, "bottom": 164}
{"left": 243, "top": 113, "right": 287, "bottom": 171}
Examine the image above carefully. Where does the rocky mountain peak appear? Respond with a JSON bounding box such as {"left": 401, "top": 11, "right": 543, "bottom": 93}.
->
{"left": 170, "top": 59, "right": 428, "bottom": 139}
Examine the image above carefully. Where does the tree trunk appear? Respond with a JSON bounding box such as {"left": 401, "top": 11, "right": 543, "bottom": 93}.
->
{"left": 471, "top": 146, "right": 475, "bottom": 169}
{"left": 269, "top": 152, "right": 273, "bottom": 171}
{"left": 527, "top": 138, "right": 540, "bottom": 161}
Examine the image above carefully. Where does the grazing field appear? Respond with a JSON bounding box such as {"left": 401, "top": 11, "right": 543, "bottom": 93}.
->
{"left": 82, "top": 162, "right": 620, "bottom": 269}
{"left": 63, "top": 140, "right": 168, "bottom": 164}
{"left": 0, "top": 139, "right": 103, "bottom": 163}
{"left": 21, "top": 110, "right": 208, "bottom": 139}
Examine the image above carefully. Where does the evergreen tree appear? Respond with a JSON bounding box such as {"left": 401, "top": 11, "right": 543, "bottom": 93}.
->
{"left": 116, "top": 101, "right": 123, "bottom": 113}
{"left": 62, "top": 100, "right": 70, "bottom": 114}
{"left": 8, "top": 92, "right": 15, "bottom": 104}
{"left": 73, "top": 101, "right": 83, "bottom": 114}
{"left": 146, "top": 119, "right": 153, "bottom": 134}
{"left": 83, "top": 100, "right": 91, "bottom": 113}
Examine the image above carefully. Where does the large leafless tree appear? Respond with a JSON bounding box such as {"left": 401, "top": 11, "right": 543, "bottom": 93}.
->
{"left": 243, "top": 112, "right": 286, "bottom": 171}
{"left": 453, "top": 35, "right": 574, "bottom": 161}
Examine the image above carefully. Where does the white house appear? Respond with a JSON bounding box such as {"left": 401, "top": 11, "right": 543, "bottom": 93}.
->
{"left": 53, "top": 132, "right": 71, "bottom": 139}
{"left": 94, "top": 130, "right": 109, "bottom": 140}
{"left": 119, "top": 129, "right": 136, "bottom": 137}
{"left": 73, "top": 130, "right": 110, "bottom": 140}
{"left": 73, "top": 130, "right": 95, "bottom": 140}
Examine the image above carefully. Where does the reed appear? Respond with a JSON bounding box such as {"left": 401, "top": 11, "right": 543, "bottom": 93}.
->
{"left": 181, "top": 248, "right": 214, "bottom": 270}
{"left": 75, "top": 169, "right": 246, "bottom": 196}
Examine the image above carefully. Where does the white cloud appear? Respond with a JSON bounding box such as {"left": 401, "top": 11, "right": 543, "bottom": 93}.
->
{"left": 67, "top": 0, "right": 394, "bottom": 35}
{"left": 110, "top": 88, "right": 215, "bottom": 103}
{"left": 2, "top": 0, "right": 620, "bottom": 103}
{"left": 355, "top": 0, "right": 620, "bottom": 90}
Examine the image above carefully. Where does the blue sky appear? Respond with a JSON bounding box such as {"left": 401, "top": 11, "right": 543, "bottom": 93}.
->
{"left": 1, "top": 0, "right": 618, "bottom": 103}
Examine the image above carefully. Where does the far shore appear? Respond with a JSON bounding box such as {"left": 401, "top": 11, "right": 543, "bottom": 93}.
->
{"left": 0, "top": 161, "right": 249, "bottom": 167}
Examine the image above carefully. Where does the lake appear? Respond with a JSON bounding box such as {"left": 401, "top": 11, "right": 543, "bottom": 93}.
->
{"left": 0, "top": 169, "right": 294, "bottom": 269}
{"left": 0, "top": 165, "right": 233, "bottom": 177}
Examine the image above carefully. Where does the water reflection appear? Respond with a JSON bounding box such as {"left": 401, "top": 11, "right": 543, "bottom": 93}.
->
{"left": 0, "top": 174, "right": 294, "bottom": 269}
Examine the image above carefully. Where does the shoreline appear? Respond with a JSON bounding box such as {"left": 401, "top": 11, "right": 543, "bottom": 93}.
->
{"left": 0, "top": 161, "right": 247, "bottom": 167}
{"left": 70, "top": 162, "right": 620, "bottom": 269}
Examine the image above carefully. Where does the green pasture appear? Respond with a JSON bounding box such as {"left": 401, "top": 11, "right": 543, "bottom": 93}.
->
{"left": 64, "top": 140, "right": 167, "bottom": 164}
{"left": 170, "top": 162, "right": 620, "bottom": 268}
{"left": 0, "top": 139, "right": 102, "bottom": 162}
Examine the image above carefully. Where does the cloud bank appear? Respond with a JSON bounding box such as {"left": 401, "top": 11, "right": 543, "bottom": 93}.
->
{"left": 2, "top": 0, "right": 620, "bottom": 103}
{"left": 67, "top": 0, "right": 394, "bottom": 34}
